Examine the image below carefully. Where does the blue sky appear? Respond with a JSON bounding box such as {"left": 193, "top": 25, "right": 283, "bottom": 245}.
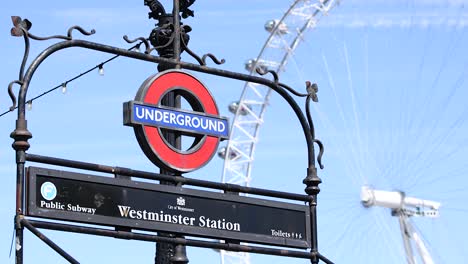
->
{"left": 1, "top": 1, "right": 468, "bottom": 263}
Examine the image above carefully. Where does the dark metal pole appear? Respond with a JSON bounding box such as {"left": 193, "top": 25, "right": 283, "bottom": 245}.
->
{"left": 14, "top": 155, "right": 26, "bottom": 264}
{"left": 14, "top": 215, "right": 23, "bottom": 264}
{"left": 304, "top": 166, "right": 322, "bottom": 264}
{"left": 302, "top": 92, "right": 323, "bottom": 263}
{"left": 155, "top": 1, "right": 188, "bottom": 263}
{"left": 11, "top": 115, "right": 32, "bottom": 264}
{"left": 172, "top": 0, "right": 181, "bottom": 67}
{"left": 310, "top": 195, "right": 319, "bottom": 264}
{"left": 168, "top": 2, "right": 189, "bottom": 263}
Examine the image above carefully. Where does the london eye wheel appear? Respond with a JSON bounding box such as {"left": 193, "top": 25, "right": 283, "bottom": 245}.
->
{"left": 217, "top": 1, "right": 338, "bottom": 264}
{"left": 219, "top": 0, "right": 468, "bottom": 264}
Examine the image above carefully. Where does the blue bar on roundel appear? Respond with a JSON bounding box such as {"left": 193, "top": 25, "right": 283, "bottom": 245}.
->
{"left": 132, "top": 103, "right": 229, "bottom": 139}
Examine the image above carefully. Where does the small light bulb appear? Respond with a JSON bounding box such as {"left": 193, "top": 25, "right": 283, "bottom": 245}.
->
{"left": 98, "top": 65, "right": 104, "bottom": 76}
{"left": 27, "top": 101, "right": 32, "bottom": 111}
{"left": 61, "top": 83, "right": 67, "bottom": 94}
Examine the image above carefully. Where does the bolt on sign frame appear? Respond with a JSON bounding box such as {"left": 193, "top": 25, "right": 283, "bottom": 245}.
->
{"left": 7, "top": 0, "right": 331, "bottom": 263}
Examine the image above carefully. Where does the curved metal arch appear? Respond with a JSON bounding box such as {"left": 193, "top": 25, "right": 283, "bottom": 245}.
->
{"left": 9, "top": 14, "right": 325, "bottom": 263}
{"left": 13, "top": 39, "right": 318, "bottom": 169}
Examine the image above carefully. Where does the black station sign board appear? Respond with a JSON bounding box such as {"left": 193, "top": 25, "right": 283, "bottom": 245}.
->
{"left": 26, "top": 167, "right": 311, "bottom": 248}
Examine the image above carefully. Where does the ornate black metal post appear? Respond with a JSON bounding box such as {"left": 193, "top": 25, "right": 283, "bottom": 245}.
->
{"left": 11, "top": 123, "right": 31, "bottom": 264}
{"left": 304, "top": 166, "right": 321, "bottom": 264}
{"left": 11, "top": 101, "right": 31, "bottom": 264}
{"left": 9, "top": 17, "right": 34, "bottom": 264}
{"left": 302, "top": 84, "right": 323, "bottom": 264}
{"left": 165, "top": 3, "right": 190, "bottom": 264}
{"left": 145, "top": 1, "right": 194, "bottom": 263}
{"left": 12, "top": 133, "right": 29, "bottom": 264}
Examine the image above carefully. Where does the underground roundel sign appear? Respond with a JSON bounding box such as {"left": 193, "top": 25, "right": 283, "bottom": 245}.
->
{"left": 124, "top": 70, "right": 229, "bottom": 173}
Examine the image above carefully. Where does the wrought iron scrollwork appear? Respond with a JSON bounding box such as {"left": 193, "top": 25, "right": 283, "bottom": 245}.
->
{"left": 255, "top": 68, "right": 324, "bottom": 170}
{"left": 313, "top": 139, "right": 324, "bottom": 169}
{"left": 256, "top": 68, "right": 310, "bottom": 97}
{"left": 10, "top": 16, "right": 31, "bottom": 37}
{"left": 181, "top": 37, "right": 225, "bottom": 66}
{"left": 11, "top": 16, "right": 95, "bottom": 42}
{"left": 144, "top": 0, "right": 223, "bottom": 67}
{"left": 9, "top": 16, "right": 95, "bottom": 82}
{"left": 8, "top": 80, "right": 23, "bottom": 111}
{"left": 306, "top": 81, "right": 319, "bottom": 102}
{"left": 256, "top": 68, "right": 280, "bottom": 84}
{"left": 201, "top": 54, "right": 225, "bottom": 66}
{"left": 149, "top": 23, "right": 188, "bottom": 58}
{"left": 144, "top": 0, "right": 196, "bottom": 20}
{"left": 123, "top": 35, "right": 151, "bottom": 53}
{"left": 66, "top": 26, "right": 95, "bottom": 40}
{"left": 304, "top": 81, "right": 324, "bottom": 169}
{"left": 179, "top": 0, "right": 196, "bottom": 18}
{"left": 7, "top": 16, "right": 96, "bottom": 115}
{"left": 145, "top": 0, "right": 167, "bottom": 20}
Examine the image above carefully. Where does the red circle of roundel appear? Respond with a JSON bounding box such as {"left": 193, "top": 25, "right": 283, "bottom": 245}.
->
{"left": 133, "top": 70, "right": 220, "bottom": 173}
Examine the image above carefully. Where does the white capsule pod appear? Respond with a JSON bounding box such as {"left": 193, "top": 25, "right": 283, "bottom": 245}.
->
{"left": 244, "top": 58, "right": 258, "bottom": 72}
{"left": 228, "top": 101, "right": 250, "bottom": 116}
{"left": 264, "top": 19, "right": 288, "bottom": 34}
{"left": 217, "top": 147, "right": 240, "bottom": 160}
{"left": 361, "top": 186, "right": 403, "bottom": 209}
{"left": 245, "top": 58, "right": 267, "bottom": 72}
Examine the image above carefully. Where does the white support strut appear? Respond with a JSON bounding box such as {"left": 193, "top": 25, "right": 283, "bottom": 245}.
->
{"left": 361, "top": 186, "right": 440, "bottom": 264}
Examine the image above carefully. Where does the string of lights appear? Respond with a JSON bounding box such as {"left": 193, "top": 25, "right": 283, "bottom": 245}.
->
{"left": 1, "top": 42, "right": 142, "bottom": 118}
